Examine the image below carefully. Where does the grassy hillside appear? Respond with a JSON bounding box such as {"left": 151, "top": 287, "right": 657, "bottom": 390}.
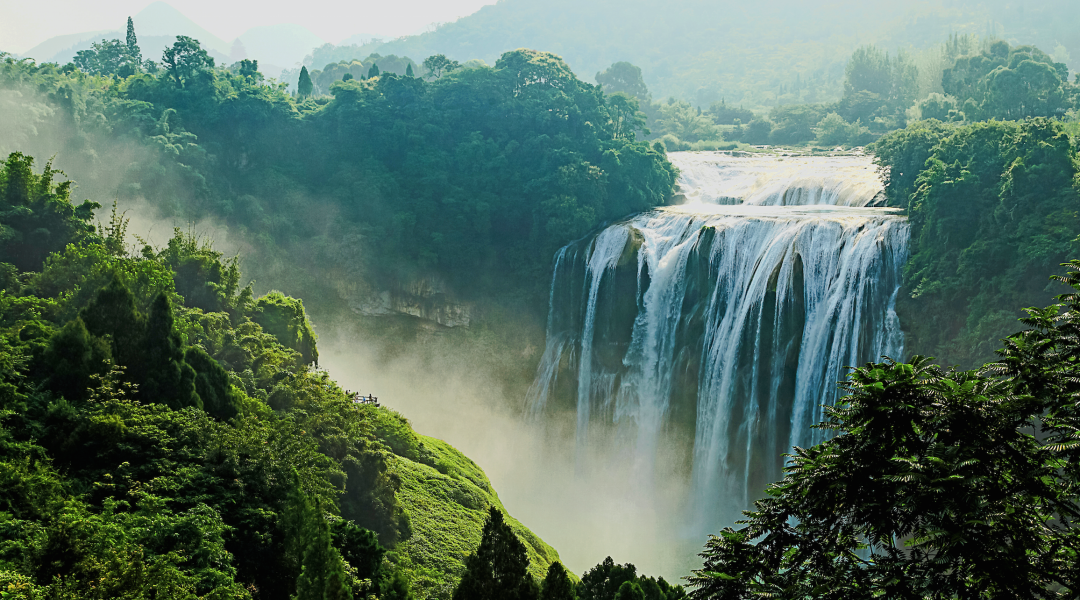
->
{"left": 391, "top": 435, "right": 560, "bottom": 598}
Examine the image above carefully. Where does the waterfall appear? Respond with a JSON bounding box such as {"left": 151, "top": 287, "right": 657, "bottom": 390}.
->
{"left": 526, "top": 152, "right": 909, "bottom": 531}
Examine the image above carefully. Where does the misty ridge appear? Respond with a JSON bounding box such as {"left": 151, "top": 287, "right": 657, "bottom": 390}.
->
{"left": 2, "top": 0, "right": 1080, "bottom": 599}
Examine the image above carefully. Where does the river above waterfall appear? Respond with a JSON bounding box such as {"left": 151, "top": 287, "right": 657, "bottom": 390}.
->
{"left": 527, "top": 152, "right": 909, "bottom": 542}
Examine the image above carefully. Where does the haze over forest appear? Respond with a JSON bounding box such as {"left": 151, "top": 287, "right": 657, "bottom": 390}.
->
{"left": 3, "top": 0, "right": 1080, "bottom": 599}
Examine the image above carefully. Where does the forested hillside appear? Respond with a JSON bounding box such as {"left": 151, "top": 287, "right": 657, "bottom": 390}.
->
{"left": 0, "top": 38, "right": 675, "bottom": 320}
{"left": 0, "top": 152, "right": 564, "bottom": 599}
{"left": 326, "top": 0, "right": 1080, "bottom": 108}
{"left": 873, "top": 117, "right": 1080, "bottom": 368}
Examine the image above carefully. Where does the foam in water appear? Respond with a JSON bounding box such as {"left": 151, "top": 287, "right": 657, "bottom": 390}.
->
{"left": 527, "top": 152, "right": 909, "bottom": 533}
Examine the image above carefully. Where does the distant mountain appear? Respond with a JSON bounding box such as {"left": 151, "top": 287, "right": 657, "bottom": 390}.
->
{"left": 17, "top": 2, "right": 328, "bottom": 76}
{"left": 20, "top": 30, "right": 111, "bottom": 62}
{"left": 237, "top": 23, "right": 324, "bottom": 70}
{"left": 355, "top": 0, "right": 1080, "bottom": 107}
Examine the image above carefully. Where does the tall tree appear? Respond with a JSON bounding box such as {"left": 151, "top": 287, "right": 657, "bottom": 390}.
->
{"left": 367, "top": 63, "right": 380, "bottom": 78}
{"left": 140, "top": 291, "right": 199, "bottom": 410}
{"left": 421, "top": 54, "right": 460, "bottom": 80}
{"left": 125, "top": 17, "right": 142, "bottom": 66}
{"left": 595, "top": 62, "right": 651, "bottom": 101}
{"left": 297, "top": 66, "right": 313, "bottom": 97}
{"left": 452, "top": 507, "right": 538, "bottom": 600}
{"left": 540, "top": 562, "right": 576, "bottom": 600}
{"left": 162, "top": 36, "right": 214, "bottom": 88}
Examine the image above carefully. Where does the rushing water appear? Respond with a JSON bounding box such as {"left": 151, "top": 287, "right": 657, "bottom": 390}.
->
{"left": 527, "top": 152, "right": 909, "bottom": 531}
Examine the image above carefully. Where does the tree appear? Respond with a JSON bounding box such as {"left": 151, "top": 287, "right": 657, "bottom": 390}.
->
{"left": 253, "top": 291, "right": 318, "bottom": 365}
{"left": 656, "top": 100, "right": 718, "bottom": 142}
{"left": 185, "top": 346, "right": 241, "bottom": 421}
{"left": 162, "top": 35, "right": 214, "bottom": 88}
{"left": 422, "top": 54, "right": 460, "bottom": 80}
{"left": 606, "top": 92, "right": 648, "bottom": 141}
{"left": 79, "top": 274, "right": 146, "bottom": 370}
{"left": 140, "top": 291, "right": 200, "bottom": 410}
{"left": 452, "top": 506, "right": 538, "bottom": 600}
{"left": 688, "top": 324, "right": 1080, "bottom": 600}
{"left": 297, "top": 66, "right": 313, "bottom": 97}
{"left": 595, "top": 62, "right": 650, "bottom": 101}
{"left": 614, "top": 582, "right": 643, "bottom": 600}
{"left": 367, "top": 63, "right": 380, "bottom": 78}
{"left": 540, "top": 562, "right": 576, "bottom": 600}
{"left": 41, "top": 317, "right": 110, "bottom": 402}
{"left": 405, "top": 63, "right": 414, "bottom": 77}
{"left": 285, "top": 476, "right": 355, "bottom": 600}
{"left": 125, "top": 17, "right": 142, "bottom": 67}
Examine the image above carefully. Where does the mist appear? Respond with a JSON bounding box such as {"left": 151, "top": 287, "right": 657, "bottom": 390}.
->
{"left": 316, "top": 316, "right": 702, "bottom": 580}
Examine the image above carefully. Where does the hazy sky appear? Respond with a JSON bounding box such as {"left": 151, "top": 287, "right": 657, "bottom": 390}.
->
{"left": 0, "top": 0, "right": 496, "bottom": 54}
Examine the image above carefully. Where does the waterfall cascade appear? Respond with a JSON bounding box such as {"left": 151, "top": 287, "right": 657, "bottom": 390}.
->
{"left": 527, "top": 152, "right": 909, "bottom": 531}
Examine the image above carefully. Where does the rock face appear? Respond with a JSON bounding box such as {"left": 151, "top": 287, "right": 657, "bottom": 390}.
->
{"left": 526, "top": 151, "right": 910, "bottom": 531}
{"left": 337, "top": 276, "right": 473, "bottom": 328}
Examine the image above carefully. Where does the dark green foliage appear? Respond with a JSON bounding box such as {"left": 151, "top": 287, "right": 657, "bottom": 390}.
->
{"left": 367, "top": 63, "right": 380, "bottom": 78}
{"left": 0, "top": 153, "right": 99, "bottom": 272}
{"left": 331, "top": 518, "right": 385, "bottom": 583}
{"left": 185, "top": 345, "right": 241, "bottom": 420}
{"left": 452, "top": 506, "right": 539, "bottom": 600}
{"left": 79, "top": 274, "right": 146, "bottom": 368}
{"left": 577, "top": 558, "right": 684, "bottom": 600}
{"left": 298, "top": 66, "right": 313, "bottom": 97}
{"left": 125, "top": 17, "right": 141, "bottom": 66}
{"left": 540, "top": 562, "right": 576, "bottom": 600}
{"left": 614, "top": 582, "right": 643, "bottom": 600}
{"left": 162, "top": 35, "right": 214, "bottom": 89}
{"left": 405, "top": 63, "right": 414, "bottom": 77}
{"left": 39, "top": 317, "right": 109, "bottom": 402}
{"left": 0, "top": 164, "right": 417, "bottom": 599}
{"left": 688, "top": 263, "right": 1080, "bottom": 597}
{"left": 689, "top": 344, "right": 1080, "bottom": 596}
{"left": 873, "top": 118, "right": 1080, "bottom": 367}
{"left": 289, "top": 491, "right": 354, "bottom": 600}
{"left": 141, "top": 291, "right": 200, "bottom": 410}
{"left": 2, "top": 46, "right": 675, "bottom": 312}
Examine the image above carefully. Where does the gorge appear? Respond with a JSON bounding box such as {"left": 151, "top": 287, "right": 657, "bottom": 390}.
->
{"left": 527, "top": 152, "right": 910, "bottom": 534}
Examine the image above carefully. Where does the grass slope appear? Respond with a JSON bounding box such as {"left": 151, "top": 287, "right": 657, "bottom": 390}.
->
{"left": 365, "top": 407, "right": 561, "bottom": 599}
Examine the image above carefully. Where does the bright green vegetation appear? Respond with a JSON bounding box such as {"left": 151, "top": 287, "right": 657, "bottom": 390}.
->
{"left": 323, "top": 0, "right": 1080, "bottom": 109}
{"left": 0, "top": 153, "right": 562, "bottom": 599}
{"left": 390, "top": 435, "right": 560, "bottom": 599}
{"left": 688, "top": 263, "right": 1080, "bottom": 598}
{"left": 602, "top": 35, "right": 1079, "bottom": 152}
{"left": 873, "top": 117, "right": 1080, "bottom": 368}
{"left": 1, "top": 29, "right": 676, "bottom": 314}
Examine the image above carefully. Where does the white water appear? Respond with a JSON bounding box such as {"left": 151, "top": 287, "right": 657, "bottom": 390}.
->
{"left": 527, "top": 152, "right": 909, "bottom": 532}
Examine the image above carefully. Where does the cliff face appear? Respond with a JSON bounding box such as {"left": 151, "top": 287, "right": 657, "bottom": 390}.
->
{"left": 335, "top": 276, "right": 473, "bottom": 328}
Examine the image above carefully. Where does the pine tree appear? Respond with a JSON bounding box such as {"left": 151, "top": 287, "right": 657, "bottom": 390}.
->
{"left": 125, "top": 17, "right": 142, "bottom": 65}
{"left": 540, "top": 562, "right": 576, "bottom": 600}
{"left": 367, "top": 63, "right": 380, "bottom": 78}
{"left": 141, "top": 292, "right": 199, "bottom": 410}
{"left": 298, "top": 66, "right": 313, "bottom": 97}
{"left": 80, "top": 274, "right": 145, "bottom": 369}
{"left": 405, "top": 63, "right": 414, "bottom": 77}
{"left": 452, "top": 506, "right": 538, "bottom": 600}
{"left": 288, "top": 488, "right": 354, "bottom": 600}
{"left": 41, "top": 317, "right": 110, "bottom": 402}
